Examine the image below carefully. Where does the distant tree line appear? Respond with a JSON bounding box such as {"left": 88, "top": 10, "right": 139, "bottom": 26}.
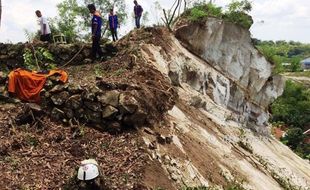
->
{"left": 254, "top": 39, "right": 310, "bottom": 73}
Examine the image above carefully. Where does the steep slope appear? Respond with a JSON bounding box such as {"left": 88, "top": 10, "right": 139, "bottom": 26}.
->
{"left": 135, "top": 24, "right": 310, "bottom": 189}
{"left": 0, "top": 20, "right": 309, "bottom": 190}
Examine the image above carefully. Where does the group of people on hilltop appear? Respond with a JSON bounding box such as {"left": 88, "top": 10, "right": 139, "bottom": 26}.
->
{"left": 35, "top": 0, "right": 143, "bottom": 62}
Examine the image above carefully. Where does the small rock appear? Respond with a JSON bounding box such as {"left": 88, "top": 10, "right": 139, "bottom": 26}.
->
{"left": 157, "top": 135, "right": 166, "bottom": 144}
{"left": 97, "top": 90, "right": 120, "bottom": 107}
{"left": 75, "top": 108, "right": 85, "bottom": 118}
{"left": 67, "top": 83, "right": 83, "bottom": 94}
{"left": 51, "top": 107, "right": 65, "bottom": 120}
{"left": 171, "top": 173, "right": 179, "bottom": 181}
{"left": 190, "top": 96, "right": 203, "bottom": 108}
{"left": 83, "top": 58, "right": 92, "bottom": 64}
{"left": 165, "top": 136, "right": 173, "bottom": 144}
{"left": 148, "top": 141, "right": 157, "bottom": 150}
{"left": 144, "top": 128, "right": 155, "bottom": 135}
{"left": 66, "top": 95, "right": 82, "bottom": 109}
{"left": 51, "top": 91, "right": 70, "bottom": 105}
{"left": 49, "top": 84, "right": 65, "bottom": 93}
{"left": 82, "top": 90, "right": 96, "bottom": 101}
{"left": 63, "top": 108, "right": 74, "bottom": 119}
{"left": 123, "top": 109, "right": 147, "bottom": 126}
{"left": 119, "top": 93, "right": 138, "bottom": 114}
{"left": 102, "top": 105, "right": 118, "bottom": 119}
{"left": 84, "top": 101, "right": 102, "bottom": 112}
{"left": 84, "top": 109, "right": 101, "bottom": 123}
{"left": 107, "top": 121, "right": 122, "bottom": 133}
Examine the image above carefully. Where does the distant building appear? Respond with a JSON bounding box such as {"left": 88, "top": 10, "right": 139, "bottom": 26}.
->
{"left": 300, "top": 58, "right": 310, "bottom": 70}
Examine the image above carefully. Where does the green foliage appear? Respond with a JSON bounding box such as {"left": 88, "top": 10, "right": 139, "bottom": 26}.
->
{"left": 185, "top": 1, "right": 253, "bottom": 29}
{"left": 224, "top": 0, "right": 253, "bottom": 29}
{"left": 188, "top": 3, "right": 222, "bottom": 21}
{"left": 227, "top": 0, "right": 252, "bottom": 13}
{"left": 24, "top": 29, "right": 39, "bottom": 42}
{"left": 23, "top": 47, "right": 56, "bottom": 70}
{"left": 281, "top": 128, "right": 305, "bottom": 149}
{"left": 255, "top": 40, "right": 310, "bottom": 73}
{"left": 271, "top": 80, "right": 310, "bottom": 129}
{"left": 53, "top": 0, "right": 127, "bottom": 41}
{"left": 271, "top": 80, "right": 310, "bottom": 159}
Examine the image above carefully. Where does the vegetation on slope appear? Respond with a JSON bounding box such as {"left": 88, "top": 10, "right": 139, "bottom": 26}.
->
{"left": 183, "top": 0, "right": 253, "bottom": 29}
{"left": 271, "top": 80, "right": 310, "bottom": 159}
{"left": 254, "top": 40, "right": 310, "bottom": 74}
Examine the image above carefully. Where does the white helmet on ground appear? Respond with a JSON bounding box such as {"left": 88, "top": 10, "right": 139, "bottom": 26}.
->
{"left": 77, "top": 159, "right": 100, "bottom": 181}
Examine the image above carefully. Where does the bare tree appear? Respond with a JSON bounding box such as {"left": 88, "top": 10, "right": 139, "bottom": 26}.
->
{"left": 162, "top": 0, "right": 182, "bottom": 31}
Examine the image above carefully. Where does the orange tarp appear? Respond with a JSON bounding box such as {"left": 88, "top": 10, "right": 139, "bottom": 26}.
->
{"left": 8, "top": 68, "right": 68, "bottom": 103}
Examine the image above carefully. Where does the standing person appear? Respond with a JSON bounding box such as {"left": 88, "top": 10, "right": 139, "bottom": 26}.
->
{"left": 133, "top": 0, "right": 143, "bottom": 28}
{"left": 87, "top": 4, "right": 103, "bottom": 62}
{"left": 35, "top": 10, "right": 51, "bottom": 42}
{"left": 108, "top": 9, "right": 118, "bottom": 42}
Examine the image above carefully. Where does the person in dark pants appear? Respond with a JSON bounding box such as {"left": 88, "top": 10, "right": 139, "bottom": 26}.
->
{"left": 133, "top": 0, "right": 143, "bottom": 28}
{"left": 88, "top": 4, "right": 103, "bottom": 62}
{"left": 108, "top": 9, "right": 118, "bottom": 42}
{"left": 35, "top": 10, "right": 51, "bottom": 42}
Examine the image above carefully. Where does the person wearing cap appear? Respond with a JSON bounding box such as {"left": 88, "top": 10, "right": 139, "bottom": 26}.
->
{"left": 35, "top": 10, "right": 51, "bottom": 42}
{"left": 108, "top": 8, "right": 119, "bottom": 42}
{"left": 87, "top": 4, "right": 103, "bottom": 62}
{"left": 133, "top": 0, "right": 143, "bottom": 28}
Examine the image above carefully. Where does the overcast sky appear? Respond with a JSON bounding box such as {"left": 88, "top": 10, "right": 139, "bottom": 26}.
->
{"left": 0, "top": 0, "right": 310, "bottom": 43}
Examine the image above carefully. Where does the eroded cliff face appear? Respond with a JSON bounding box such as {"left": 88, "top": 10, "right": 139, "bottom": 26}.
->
{"left": 174, "top": 17, "right": 284, "bottom": 129}
{"left": 135, "top": 26, "right": 310, "bottom": 189}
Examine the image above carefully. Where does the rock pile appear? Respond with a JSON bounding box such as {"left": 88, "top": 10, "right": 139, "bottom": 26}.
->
{"left": 37, "top": 75, "right": 175, "bottom": 131}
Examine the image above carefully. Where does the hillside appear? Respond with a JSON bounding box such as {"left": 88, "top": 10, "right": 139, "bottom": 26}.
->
{"left": 0, "top": 18, "right": 310, "bottom": 190}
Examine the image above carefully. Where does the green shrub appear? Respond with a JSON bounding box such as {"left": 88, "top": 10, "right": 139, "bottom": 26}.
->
{"left": 224, "top": 0, "right": 253, "bottom": 29}
{"left": 223, "top": 11, "right": 253, "bottom": 29}
{"left": 188, "top": 3, "right": 223, "bottom": 22}
{"left": 23, "top": 47, "right": 56, "bottom": 70}
{"left": 186, "top": 1, "right": 253, "bottom": 29}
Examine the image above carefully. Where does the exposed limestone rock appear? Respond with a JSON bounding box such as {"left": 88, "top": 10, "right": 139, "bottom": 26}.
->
{"left": 162, "top": 17, "right": 285, "bottom": 126}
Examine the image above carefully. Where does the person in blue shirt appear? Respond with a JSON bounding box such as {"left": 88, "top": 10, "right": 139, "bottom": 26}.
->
{"left": 87, "top": 4, "right": 103, "bottom": 62}
{"left": 108, "top": 9, "right": 118, "bottom": 42}
{"left": 134, "top": 0, "right": 143, "bottom": 28}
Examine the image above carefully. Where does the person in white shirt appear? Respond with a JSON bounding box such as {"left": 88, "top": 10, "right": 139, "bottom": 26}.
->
{"left": 35, "top": 10, "right": 51, "bottom": 42}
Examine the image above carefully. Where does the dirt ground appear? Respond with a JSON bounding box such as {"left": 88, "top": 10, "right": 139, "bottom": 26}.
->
{"left": 0, "top": 102, "right": 150, "bottom": 190}
{"left": 0, "top": 27, "right": 179, "bottom": 190}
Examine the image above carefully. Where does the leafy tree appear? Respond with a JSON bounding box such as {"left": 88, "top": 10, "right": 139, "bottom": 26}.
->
{"left": 281, "top": 128, "right": 305, "bottom": 149}
{"left": 54, "top": 0, "right": 81, "bottom": 42}
{"left": 271, "top": 80, "right": 310, "bottom": 129}
{"left": 227, "top": 0, "right": 252, "bottom": 13}
{"left": 54, "top": 0, "right": 127, "bottom": 41}
{"left": 224, "top": 0, "right": 253, "bottom": 29}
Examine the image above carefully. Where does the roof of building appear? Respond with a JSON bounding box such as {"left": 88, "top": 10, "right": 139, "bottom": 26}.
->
{"left": 301, "top": 58, "right": 310, "bottom": 63}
